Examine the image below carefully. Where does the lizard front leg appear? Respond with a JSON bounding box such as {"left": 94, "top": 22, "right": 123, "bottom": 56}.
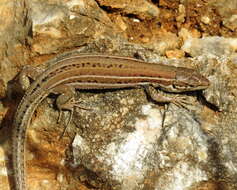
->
{"left": 144, "top": 85, "right": 193, "bottom": 128}
{"left": 144, "top": 85, "right": 191, "bottom": 108}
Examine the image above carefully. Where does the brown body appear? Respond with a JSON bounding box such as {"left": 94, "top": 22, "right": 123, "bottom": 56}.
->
{"left": 12, "top": 54, "right": 209, "bottom": 190}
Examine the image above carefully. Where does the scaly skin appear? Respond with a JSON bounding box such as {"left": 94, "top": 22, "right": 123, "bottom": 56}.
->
{"left": 12, "top": 54, "right": 209, "bottom": 190}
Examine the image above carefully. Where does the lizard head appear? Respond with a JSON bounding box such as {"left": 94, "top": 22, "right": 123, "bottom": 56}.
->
{"left": 171, "top": 68, "right": 210, "bottom": 92}
{"left": 156, "top": 67, "right": 209, "bottom": 93}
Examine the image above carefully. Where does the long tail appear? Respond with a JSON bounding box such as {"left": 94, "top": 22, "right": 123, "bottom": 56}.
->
{"left": 12, "top": 91, "right": 49, "bottom": 190}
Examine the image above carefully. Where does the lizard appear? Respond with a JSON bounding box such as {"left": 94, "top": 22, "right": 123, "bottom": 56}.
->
{"left": 12, "top": 54, "right": 210, "bottom": 190}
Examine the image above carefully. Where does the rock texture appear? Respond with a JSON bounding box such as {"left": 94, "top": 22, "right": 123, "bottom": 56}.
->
{"left": 0, "top": 0, "right": 237, "bottom": 190}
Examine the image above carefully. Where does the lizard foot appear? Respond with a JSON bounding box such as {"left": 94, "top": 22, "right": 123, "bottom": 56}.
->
{"left": 56, "top": 95, "right": 92, "bottom": 139}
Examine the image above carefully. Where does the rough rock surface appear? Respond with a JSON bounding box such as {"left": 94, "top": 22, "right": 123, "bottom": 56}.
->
{"left": 0, "top": 0, "right": 237, "bottom": 190}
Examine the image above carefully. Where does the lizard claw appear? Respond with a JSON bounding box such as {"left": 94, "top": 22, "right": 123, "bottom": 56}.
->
{"left": 170, "top": 95, "right": 195, "bottom": 110}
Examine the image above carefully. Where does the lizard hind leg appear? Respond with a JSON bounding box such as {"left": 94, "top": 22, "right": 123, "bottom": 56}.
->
{"left": 51, "top": 85, "right": 91, "bottom": 138}
{"left": 19, "top": 65, "right": 45, "bottom": 91}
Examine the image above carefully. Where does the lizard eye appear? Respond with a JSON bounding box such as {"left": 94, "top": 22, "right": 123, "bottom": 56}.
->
{"left": 172, "top": 84, "right": 177, "bottom": 89}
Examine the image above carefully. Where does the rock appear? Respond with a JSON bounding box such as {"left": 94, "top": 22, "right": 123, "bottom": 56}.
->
{"left": 200, "top": 16, "right": 211, "bottom": 25}
{"left": 30, "top": 0, "right": 116, "bottom": 54}
{"left": 178, "top": 28, "right": 201, "bottom": 41}
{"left": 0, "top": 79, "right": 6, "bottom": 99}
{"left": 96, "top": 0, "right": 160, "bottom": 19}
{"left": 165, "top": 49, "right": 185, "bottom": 58}
{"left": 182, "top": 37, "right": 237, "bottom": 57}
{"left": 70, "top": 96, "right": 223, "bottom": 190}
{"left": 0, "top": 0, "right": 31, "bottom": 99}
{"left": 213, "top": 0, "right": 237, "bottom": 34}
{"left": 0, "top": 0, "right": 237, "bottom": 190}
